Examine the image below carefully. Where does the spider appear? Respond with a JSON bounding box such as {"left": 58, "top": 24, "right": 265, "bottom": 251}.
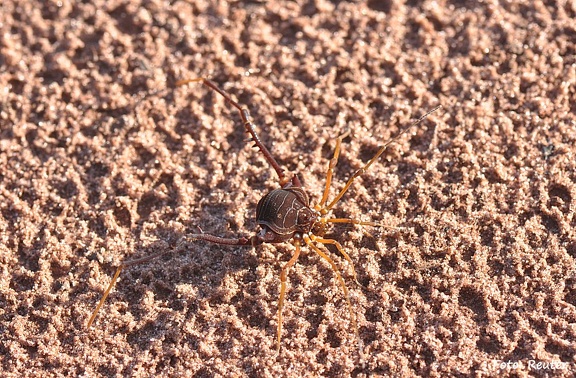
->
{"left": 87, "top": 77, "right": 440, "bottom": 355}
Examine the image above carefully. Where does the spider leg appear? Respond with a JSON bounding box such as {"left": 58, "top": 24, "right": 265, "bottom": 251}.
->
{"left": 316, "top": 131, "right": 350, "bottom": 213}
{"left": 303, "top": 235, "right": 358, "bottom": 346}
{"left": 177, "top": 78, "right": 297, "bottom": 187}
{"left": 324, "top": 105, "right": 441, "bottom": 211}
{"left": 277, "top": 240, "right": 302, "bottom": 354}
{"left": 326, "top": 217, "right": 398, "bottom": 231}
{"left": 309, "top": 235, "right": 361, "bottom": 287}
{"left": 87, "top": 233, "right": 257, "bottom": 328}
{"left": 87, "top": 265, "right": 123, "bottom": 328}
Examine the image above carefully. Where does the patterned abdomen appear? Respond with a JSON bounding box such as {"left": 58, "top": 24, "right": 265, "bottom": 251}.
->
{"left": 256, "top": 187, "right": 316, "bottom": 240}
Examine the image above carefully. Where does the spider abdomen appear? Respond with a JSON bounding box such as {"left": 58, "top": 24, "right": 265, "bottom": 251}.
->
{"left": 256, "top": 187, "right": 317, "bottom": 240}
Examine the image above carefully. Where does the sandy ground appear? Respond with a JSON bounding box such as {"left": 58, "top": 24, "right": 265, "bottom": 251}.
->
{"left": 1, "top": 0, "right": 575, "bottom": 377}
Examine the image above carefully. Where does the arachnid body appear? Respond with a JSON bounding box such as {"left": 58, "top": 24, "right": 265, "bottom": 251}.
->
{"left": 88, "top": 78, "right": 440, "bottom": 355}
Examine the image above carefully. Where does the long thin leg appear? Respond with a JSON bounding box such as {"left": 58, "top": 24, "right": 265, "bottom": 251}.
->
{"left": 327, "top": 218, "right": 382, "bottom": 227}
{"left": 302, "top": 235, "right": 358, "bottom": 345}
{"left": 87, "top": 265, "right": 123, "bottom": 327}
{"left": 177, "top": 78, "right": 295, "bottom": 187}
{"left": 309, "top": 235, "right": 360, "bottom": 286}
{"left": 325, "top": 105, "right": 441, "bottom": 211}
{"left": 305, "top": 236, "right": 366, "bottom": 364}
{"left": 277, "top": 240, "right": 302, "bottom": 354}
{"left": 87, "top": 233, "right": 257, "bottom": 328}
{"left": 326, "top": 217, "right": 399, "bottom": 232}
{"left": 316, "top": 131, "right": 350, "bottom": 213}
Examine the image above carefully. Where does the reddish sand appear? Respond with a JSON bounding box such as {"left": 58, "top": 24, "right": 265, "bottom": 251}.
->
{"left": 1, "top": 0, "right": 575, "bottom": 376}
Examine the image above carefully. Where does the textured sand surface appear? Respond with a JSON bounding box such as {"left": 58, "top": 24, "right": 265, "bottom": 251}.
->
{"left": 1, "top": 1, "right": 575, "bottom": 377}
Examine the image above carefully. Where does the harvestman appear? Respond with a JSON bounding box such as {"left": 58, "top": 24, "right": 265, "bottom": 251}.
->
{"left": 87, "top": 78, "right": 440, "bottom": 354}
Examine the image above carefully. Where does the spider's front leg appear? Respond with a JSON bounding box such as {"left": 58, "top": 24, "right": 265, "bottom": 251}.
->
{"left": 176, "top": 78, "right": 302, "bottom": 188}
{"left": 87, "top": 233, "right": 263, "bottom": 328}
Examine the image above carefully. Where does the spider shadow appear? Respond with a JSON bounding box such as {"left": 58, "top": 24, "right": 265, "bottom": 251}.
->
{"left": 96, "top": 224, "right": 267, "bottom": 350}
